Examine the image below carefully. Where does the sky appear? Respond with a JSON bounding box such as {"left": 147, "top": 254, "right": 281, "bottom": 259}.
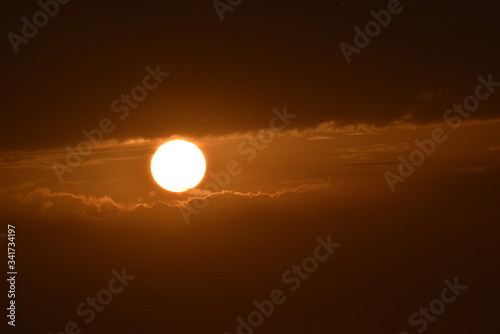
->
{"left": 1, "top": 0, "right": 499, "bottom": 333}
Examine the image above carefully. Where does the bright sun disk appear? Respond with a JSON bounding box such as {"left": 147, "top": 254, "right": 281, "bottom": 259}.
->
{"left": 151, "top": 140, "right": 206, "bottom": 192}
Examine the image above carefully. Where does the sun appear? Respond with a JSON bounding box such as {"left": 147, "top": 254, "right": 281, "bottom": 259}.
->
{"left": 151, "top": 140, "right": 206, "bottom": 192}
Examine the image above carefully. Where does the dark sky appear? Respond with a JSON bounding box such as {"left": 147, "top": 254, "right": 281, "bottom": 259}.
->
{"left": 2, "top": 0, "right": 500, "bottom": 151}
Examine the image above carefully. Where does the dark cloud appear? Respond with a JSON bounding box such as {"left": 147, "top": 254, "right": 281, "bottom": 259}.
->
{"left": 7, "top": 161, "right": 500, "bottom": 333}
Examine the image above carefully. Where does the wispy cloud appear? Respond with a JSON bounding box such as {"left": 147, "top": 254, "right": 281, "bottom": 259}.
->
{"left": 1, "top": 183, "right": 324, "bottom": 221}
{"left": 333, "top": 142, "right": 411, "bottom": 160}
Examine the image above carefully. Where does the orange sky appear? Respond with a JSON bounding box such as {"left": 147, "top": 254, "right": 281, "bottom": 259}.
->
{"left": 1, "top": 1, "right": 499, "bottom": 333}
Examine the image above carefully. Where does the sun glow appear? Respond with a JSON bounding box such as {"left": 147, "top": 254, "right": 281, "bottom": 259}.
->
{"left": 150, "top": 140, "right": 206, "bottom": 192}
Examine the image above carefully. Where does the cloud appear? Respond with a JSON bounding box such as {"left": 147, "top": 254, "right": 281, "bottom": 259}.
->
{"left": 333, "top": 142, "right": 411, "bottom": 160}
{"left": 1, "top": 183, "right": 323, "bottom": 222}
{"left": 40, "top": 201, "right": 54, "bottom": 213}
{"left": 10, "top": 187, "right": 133, "bottom": 220}
{"left": 155, "top": 186, "right": 321, "bottom": 209}
{"left": 0, "top": 179, "right": 48, "bottom": 193}
{"left": 415, "top": 89, "right": 448, "bottom": 102}
{"left": 457, "top": 166, "right": 488, "bottom": 174}
{"left": 2, "top": 117, "right": 500, "bottom": 175}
